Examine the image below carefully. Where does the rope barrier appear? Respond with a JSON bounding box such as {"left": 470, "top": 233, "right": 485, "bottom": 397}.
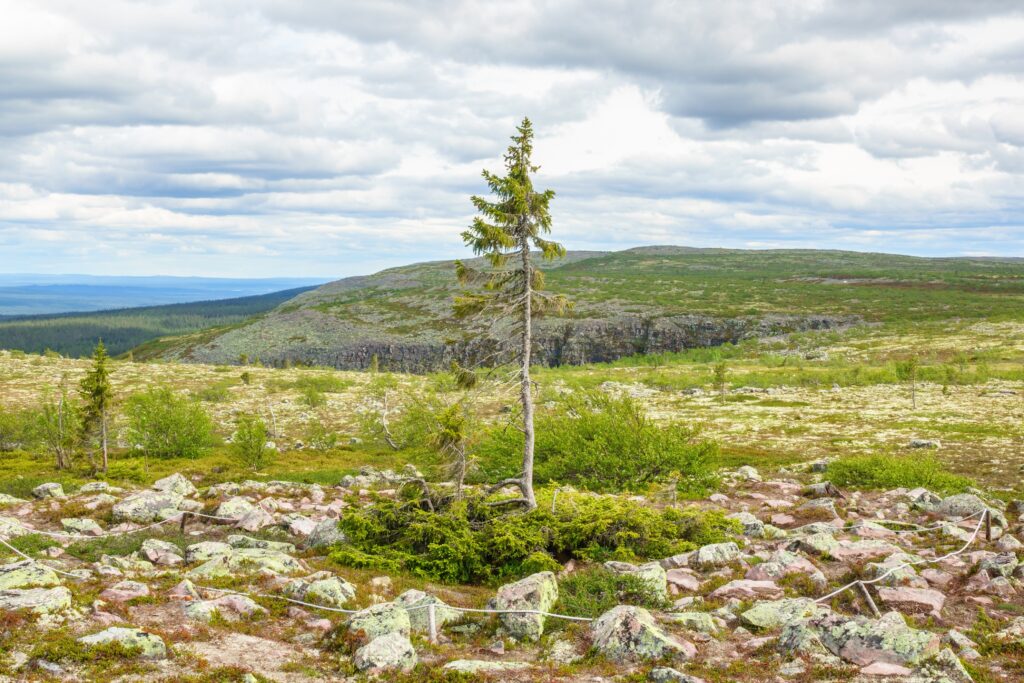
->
{"left": 1, "top": 500, "right": 998, "bottom": 632}
{"left": 815, "top": 509, "right": 989, "bottom": 606}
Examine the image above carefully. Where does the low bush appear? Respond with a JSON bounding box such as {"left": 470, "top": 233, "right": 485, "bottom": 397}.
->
{"left": 827, "top": 454, "right": 973, "bottom": 494}
{"left": 330, "top": 490, "right": 737, "bottom": 585}
{"left": 0, "top": 408, "right": 39, "bottom": 451}
{"left": 476, "top": 392, "right": 718, "bottom": 495}
{"left": 555, "top": 566, "right": 670, "bottom": 618}
{"left": 125, "top": 387, "right": 214, "bottom": 459}
{"left": 232, "top": 415, "right": 272, "bottom": 471}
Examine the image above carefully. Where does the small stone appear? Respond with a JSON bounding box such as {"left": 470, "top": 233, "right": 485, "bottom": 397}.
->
{"left": 304, "top": 518, "right": 347, "bottom": 548}
{"left": 708, "top": 580, "right": 783, "bottom": 601}
{"left": 151, "top": 473, "right": 197, "bottom": 497}
{"left": 489, "top": 571, "right": 558, "bottom": 641}
{"left": 346, "top": 602, "right": 411, "bottom": 645}
{"left": 99, "top": 580, "right": 150, "bottom": 603}
{"left": 876, "top": 587, "right": 945, "bottom": 618}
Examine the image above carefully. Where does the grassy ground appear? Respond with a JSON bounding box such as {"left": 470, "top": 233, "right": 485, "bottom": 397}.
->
{"left": 1, "top": 314, "right": 1022, "bottom": 494}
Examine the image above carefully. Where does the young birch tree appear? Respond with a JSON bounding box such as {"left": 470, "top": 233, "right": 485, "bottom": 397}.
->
{"left": 454, "top": 117, "right": 568, "bottom": 511}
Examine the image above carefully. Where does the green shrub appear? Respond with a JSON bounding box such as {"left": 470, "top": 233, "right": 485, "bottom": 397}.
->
{"left": 827, "top": 454, "right": 973, "bottom": 494}
{"left": 0, "top": 408, "right": 38, "bottom": 451}
{"left": 197, "top": 382, "right": 232, "bottom": 403}
{"left": 306, "top": 421, "right": 341, "bottom": 451}
{"left": 125, "top": 387, "right": 214, "bottom": 459}
{"left": 232, "top": 415, "right": 271, "bottom": 471}
{"left": 299, "top": 385, "right": 326, "bottom": 407}
{"left": 555, "top": 567, "right": 669, "bottom": 618}
{"left": 477, "top": 392, "right": 718, "bottom": 495}
{"left": 330, "top": 490, "right": 737, "bottom": 584}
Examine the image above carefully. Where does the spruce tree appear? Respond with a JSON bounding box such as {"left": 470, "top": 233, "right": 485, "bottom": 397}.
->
{"left": 80, "top": 340, "right": 113, "bottom": 473}
{"left": 455, "top": 117, "right": 568, "bottom": 510}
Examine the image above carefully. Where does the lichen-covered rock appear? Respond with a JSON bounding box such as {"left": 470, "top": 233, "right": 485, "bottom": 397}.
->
{"left": 979, "top": 552, "right": 1018, "bottom": 578}
{"left": 151, "top": 473, "right": 197, "bottom": 497}
{"left": 394, "top": 589, "right": 460, "bottom": 633}
{"left": 790, "top": 532, "right": 840, "bottom": 558}
{"left": 78, "top": 627, "right": 167, "bottom": 659}
{"left": 186, "top": 548, "right": 303, "bottom": 579}
{"left": 235, "top": 508, "right": 275, "bottom": 532}
{"left": 665, "top": 611, "right": 718, "bottom": 634}
{"left": 32, "top": 483, "right": 65, "bottom": 499}
{"left": 591, "top": 605, "right": 694, "bottom": 663}
{"left": 112, "top": 490, "right": 183, "bottom": 523}
{"left": 911, "top": 647, "right": 973, "bottom": 683}
{"left": 490, "top": 571, "right": 558, "bottom": 641}
{"left": 0, "top": 587, "right": 71, "bottom": 614}
{"left": 353, "top": 632, "right": 416, "bottom": 672}
{"left": 740, "top": 598, "right": 821, "bottom": 631}
{"left": 99, "top": 580, "right": 150, "bottom": 602}
{"left": 140, "top": 539, "right": 184, "bottom": 566}
{"left": 0, "top": 493, "right": 27, "bottom": 506}
{"left": 347, "top": 602, "right": 411, "bottom": 645}
{"left": 304, "top": 518, "right": 347, "bottom": 549}
{"left": 227, "top": 535, "right": 295, "bottom": 553}
{"left": 0, "top": 560, "right": 60, "bottom": 590}
{"left": 185, "top": 594, "right": 265, "bottom": 622}
{"left": 692, "top": 542, "right": 741, "bottom": 569}
{"left": 285, "top": 571, "right": 356, "bottom": 608}
{"left": 61, "top": 517, "right": 103, "bottom": 536}
{"left": 727, "top": 512, "right": 766, "bottom": 538}
{"left": 185, "top": 541, "right": 232, "bottom": 564}
{"left": 783, "top": 610, "right": 940, "bottom": 666}
{"left": 215, "top": 496, "right": 256, "bottom": 520}
{"left": 604, "top": 561, "right": 668, "bottom": 598}
{"left": 935, "top": 494, "right": 1006, "bottom": 527}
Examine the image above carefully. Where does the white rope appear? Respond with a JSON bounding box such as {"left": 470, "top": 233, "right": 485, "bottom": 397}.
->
{"left": 0, "top": 535, "right": 82, "bottom": 579}
{"left": 815, "top": 510, "right": 989, "bottom": 605}
{"left": 847, "top": 510, "right": 985, "bottom": 535}
{"left": 195, "top": 584, "right": 595, "bottom": 621}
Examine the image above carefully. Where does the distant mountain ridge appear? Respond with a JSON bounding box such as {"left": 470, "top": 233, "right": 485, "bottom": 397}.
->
{"left": 136, "top": 246, "right": 1024, "bottom": 371}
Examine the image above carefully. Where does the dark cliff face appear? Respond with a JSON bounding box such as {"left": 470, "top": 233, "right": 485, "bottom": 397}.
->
{"left": 254, "top": 314, "right": 860, "bottom": 372}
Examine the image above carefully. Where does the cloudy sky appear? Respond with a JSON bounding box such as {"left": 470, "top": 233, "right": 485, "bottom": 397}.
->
{"left": 2, "top": 0, "right": 1024, "bottom": 277}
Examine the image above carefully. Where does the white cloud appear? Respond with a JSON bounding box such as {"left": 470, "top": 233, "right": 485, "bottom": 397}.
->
{"left": 0, "top": 0, "right": 1022, "bottom": 276}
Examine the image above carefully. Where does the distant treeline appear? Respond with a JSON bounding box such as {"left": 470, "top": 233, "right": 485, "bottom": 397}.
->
{"left": 0, "top": 287, "right": 314, "bottom": 358}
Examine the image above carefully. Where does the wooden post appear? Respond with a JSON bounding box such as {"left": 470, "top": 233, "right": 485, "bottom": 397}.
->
{"left": 427, "top": 603, "right": 437, "bottom": 644}
{"left": 985, "top": 509, "right": 991, "bottom": 542}
{"left": 858, "top": 582, "right": 881, "bottom": 618}
{"left": 179, "top": 512, "right": 189, "bottom": 533}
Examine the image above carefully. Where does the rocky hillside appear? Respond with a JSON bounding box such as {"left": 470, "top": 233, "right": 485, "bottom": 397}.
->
{"left": 136, "top": 247, "right": 1024, "bottom": 371}
{"left": 1, "top": 464, "right": 1021, "bottom": 680}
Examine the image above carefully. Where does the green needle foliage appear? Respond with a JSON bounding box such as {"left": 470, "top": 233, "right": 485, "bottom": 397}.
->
{"left": 79, "top": 340, "right": 113, "bottom": 473}
{"left": 454, "top": 116, "right": 570, "bottom": 510}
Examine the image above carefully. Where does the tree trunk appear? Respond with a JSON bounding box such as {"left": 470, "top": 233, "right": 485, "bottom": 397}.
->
{"left": 100, "top": 407, "right": 108, "bottom": 473}
{"left": 519, "top": 236, "right": 537, "bottom": 510}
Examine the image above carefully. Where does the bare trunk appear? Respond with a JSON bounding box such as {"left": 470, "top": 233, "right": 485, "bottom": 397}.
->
{"left": 100, "top": 407, "right": 108, "bottom": 473}
{"left": 519, "top": 237, "right": 537, "bottom": 510}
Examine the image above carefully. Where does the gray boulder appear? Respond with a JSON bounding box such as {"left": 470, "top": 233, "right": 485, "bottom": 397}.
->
{"left": 0, "top": 587, "right": 71, "bottom": 614}
{"left": 781, "top": 610, "right": 940, "bottom": 666}
{"left": 0, "top": 560, "right": 60, "bottom": 590}
{"left": 591, "top": 605, "right": 693, "bottom": 663}
{"left": 490, "top": 571, "right": 558, "bottom": 641}
{"left": 395, "top": 589, "right": 460, "bottom": 633}
{"left": 285, "top": 572, "right": 356, "bottom": 608}
{"left": 151, "top": 473, "right": 197, "bottom": 497}
{"left": 112, "top": 490, "right": 183, "bottom": 523}
{"left": 77, "top": 627, "right": 166, "bottom": 659}
{"left": 604, "top": 560, "right": 668, "bottom": 598}
{"left": 347, "top": 602, "right": 411, "bottom": 645}
{"left": 31, "top": 483, "right": 65, "bottom": 499}
{"left": 935, "top": 494, "right": 1006, "bottom": 527}
{"left": 691, "top": 542, "right": 741, "bottom": 569}
{"left": 353, "top": 632, "right": 416, "bottom": 672}
{"left": 304, "top": 518, "right": 347, "bottom": 549}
